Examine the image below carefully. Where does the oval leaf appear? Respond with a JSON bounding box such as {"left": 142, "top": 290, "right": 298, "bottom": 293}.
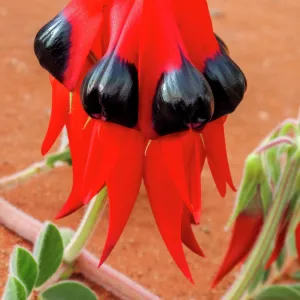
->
{"left": 10, "top": 247, "right": 38, "bottom": 296}
{"left": 255, "top": 285, "right": 300, "bottom": 300}
{"left": 33, "top": 222, "right": 64, "bottom": 287}
{"left": 3, "top": 277, "right": 27, "bottom": 300}
{"left": 39, "top": 281, "right": 97, "bottom": 300}
{"left": 59, "top": 228, "right": 74, "bottom": 248}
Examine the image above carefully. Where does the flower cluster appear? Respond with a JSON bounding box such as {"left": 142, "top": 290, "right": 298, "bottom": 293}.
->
{"left": 34, "top": 0, "right": 246, "bottom": 281}
{"left": 212, "top": 122, "right": 300, "bottom": 288}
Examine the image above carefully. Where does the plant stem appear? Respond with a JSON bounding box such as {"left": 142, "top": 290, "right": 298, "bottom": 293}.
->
{"left": 222, "top": 155, "right": 300, "bottom": 300}
{"left": 0, "top": 160, "right": 64, "bottom": 189}
{"left": 0, "top": 197, "right": 159, "bottom": 300}
{"left": 64, "top": 188, "right": 108, "bottom": 264}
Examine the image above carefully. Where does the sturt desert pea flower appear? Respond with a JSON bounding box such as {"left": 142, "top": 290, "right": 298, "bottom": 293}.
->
{"left": 212, "top": 154, "right": 266, "bottom": 288}
{"left": 212, "top": 146, "right": 300, "bottom": 287}
{"left": 34, "top": 0, "right": 247, "bottom": 281}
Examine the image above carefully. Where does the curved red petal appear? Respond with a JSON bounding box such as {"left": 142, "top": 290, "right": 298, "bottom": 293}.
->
{"left": 171, "top": 0, "right": 219, "bottom": 71}
{"left": 139, "top": 0, "right": 186, "bottom": 138}
{"left": 99, "top": 126, "right": 146, "bottom": 265}
{"left": 102, "top": 0, "right": 135, "bottom": 55}
{"left": 56, "top": 62, "right": 96, "bottom": 219}
{"left": 56, "top": 119, "right": 98, "bottom": 219}
{"left": 144, "top": 139, "right": 193, "bottom": 283}
{"left": 41, "top": 76, "right": 69, "bottom": 155}
{"left": 211, "top": 212, "right": 263, "bottom": 288}
{"left": 202, "top": 118, "right": 235, "bottom": 197}
{"left": 80, "top": 121, "right": 105, "bottom": 205}
{"left": 161, "top": 132, "right": 194, "bottom": 212}
{"left": 110, "top": 0, "right": 140, "bottom": 63}
{"left": 62, "top": 0, "right": 106, "bottom": 89}
{"left": 191, "top": 135, "right": 206, "bottom": 223}
{"left": 181, "top": 204, "right": 205, "bottom": 257}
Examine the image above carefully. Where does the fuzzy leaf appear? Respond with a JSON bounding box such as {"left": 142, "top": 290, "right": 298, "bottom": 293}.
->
{"left": 10, "top": 247, "right": 38, "bottom": 296}
{"left": 59, "top": 228, "right": 74, "bottom": 248}
{"left": 39, "top": 281, "right": 97, "bottom": 300}
{"left": 33, "top": 222, "right": 64, "bottom": 287}
{"left": 255, "top": 285, "right": 300, "bottom": 300}
{"left": 3, "top": 277, "right": 27, "bottom": 300}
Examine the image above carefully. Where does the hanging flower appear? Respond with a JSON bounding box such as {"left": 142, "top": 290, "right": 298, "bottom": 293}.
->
{"left": 34, "top": 0, "right": 247, "bottom": 281}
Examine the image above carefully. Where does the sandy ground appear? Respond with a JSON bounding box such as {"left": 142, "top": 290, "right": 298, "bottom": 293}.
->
{"left": 1, "top": 0, "right": 300, "bottom": 299}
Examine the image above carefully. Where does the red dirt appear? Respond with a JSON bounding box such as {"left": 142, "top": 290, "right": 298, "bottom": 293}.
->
{"left": 1, "top": 0, "right": 300, "bottom": 299}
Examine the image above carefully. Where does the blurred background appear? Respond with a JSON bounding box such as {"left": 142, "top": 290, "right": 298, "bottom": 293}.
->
{"left": 0, "top": 0, "right": 300, "bottom": 299}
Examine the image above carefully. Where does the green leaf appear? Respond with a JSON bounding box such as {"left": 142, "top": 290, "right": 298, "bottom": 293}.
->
{"left": 3, "top": 277, "right": 27, "bottom": 300}
{"left": 59, "top": 228, "right": 74, "bottom": 249}
{"left": 39, "top": 281, "right": 97, "bottom": 300}
{"left": 33, "top": 222, "right": 64, "bottom": 287}
{"left": 276, "top": 247, "right": 286, "bottom": 271}
{"left": 255, "top": 285, "right": 300, "bottom": 300}
{"left": 10, "top": 247, "right": 38, "bottom": 296}
{"left": 292, "top": 271, "right": 300, "bottom": 280}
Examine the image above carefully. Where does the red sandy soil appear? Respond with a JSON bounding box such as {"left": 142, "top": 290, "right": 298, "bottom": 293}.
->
{"left": 1, "top": 0, "right": 300, "bottom": 299}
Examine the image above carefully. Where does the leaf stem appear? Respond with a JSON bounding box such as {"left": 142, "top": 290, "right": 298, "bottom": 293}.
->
{"left": 64, "top": 188, "right": 108, "bottom": 264}
{"left": 222, "top": 154, "right": 300, "bottom": 300}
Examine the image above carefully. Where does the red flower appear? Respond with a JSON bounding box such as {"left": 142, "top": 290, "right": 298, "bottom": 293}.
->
{"left": 34, "top": 0, "right": 246, "bottom": 281}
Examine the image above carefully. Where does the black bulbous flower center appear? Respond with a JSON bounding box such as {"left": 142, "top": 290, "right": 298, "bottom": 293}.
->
{"left": 34, "top": 13, "right": 71, "bottom": 84}
{"left": 81, "top": 54, "right": 139, "bottom": 128}
{"left": 152, "top": 56, "right": 214, "bottom": 136}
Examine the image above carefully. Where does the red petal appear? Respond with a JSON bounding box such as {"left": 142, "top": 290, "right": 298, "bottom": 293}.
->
{"left": 181, "top": 205, "right": 205, "bottom": 257}
{"left": 191, "top": 135, "right": 206, "bottom": 223}
{"left": 295, "top": 223, "right": 300, "bottom": 260}
{"left": 101, "top": 0, "right": 135, "bottom": 56}
{"left": 41, "top": 76, "right": 69, "bottom": 155}
{"left": 139, "top": 0, "right": 187, "bottom": 138}
{"left": 109, "top": 0, "right": 140, "bottom": 63}
{"left": 99, "top": 126, "right": 146, "bottom": 265}
{"left": 56, "top": 63, "right": 95, "bottom": 218}
{"left": 265, "top": 207, "right": 290, "bottom": 269}
{"left": 202, "top": 118, "right": 235, "bottom": 197}
{"left": 160, "top": 132, "right": 194, "bottom": 212}
{"left": 171, "top": 0, "right": 219, "bottom": 71}
{"left": 211, "top": 212, "right": 263, "bottom": 288}
{"left": 62, "top": 0, "right": 106, "bottom": 89}
{"left": 144, "top": 139, "right": 194, "bottom": 283}
{"left": 79, "top": 121, "right": 105, "bottom": 205}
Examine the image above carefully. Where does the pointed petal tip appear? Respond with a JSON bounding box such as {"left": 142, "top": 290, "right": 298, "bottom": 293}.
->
{"left": 188, "top": 274, "right": 195, "bottom": 285}
{"left": 193, "top": 212, "right": 201, "bottom": 224}
{"left": 41, "top": 145, "right": 48, "bottom": 156}
{"left": 210, "top": 280, "right": 218, "bottom": 290}
{"left": 41, "top": 137, "right": 53, "bottom": 156}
